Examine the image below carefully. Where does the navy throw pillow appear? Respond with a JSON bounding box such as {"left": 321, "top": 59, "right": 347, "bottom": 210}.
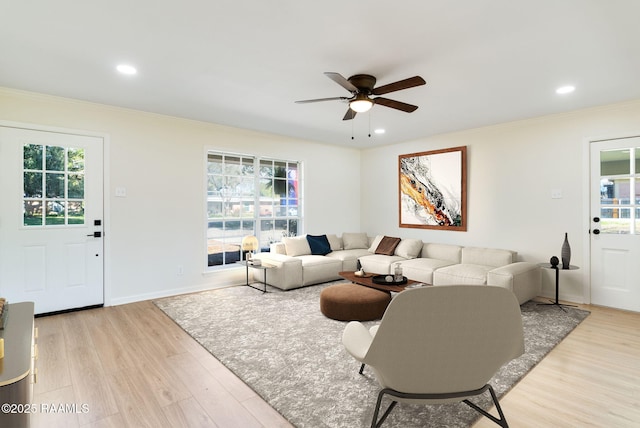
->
{"left": 306, "top": 234, "right": 332, "bottom": 255}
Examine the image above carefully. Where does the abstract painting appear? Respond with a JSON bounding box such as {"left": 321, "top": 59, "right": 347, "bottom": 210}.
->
{"left": 399, "top": 146, "right": 467, "bottom": 230}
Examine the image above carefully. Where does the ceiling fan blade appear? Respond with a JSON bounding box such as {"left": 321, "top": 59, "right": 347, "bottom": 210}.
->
{"left": 374, "top": 97, "right": 419, "bottom": 113}
{"left": 342, "top": 108, "right": 357, "bottom": 121}
{"left": 325, "top": 72, "right": 358, "bottom": 93}
{"left": 372, "top": 76, "right": 426, "bottom": 96}
{"left": 295, "top": 96, "right": 349, "bottom": 104}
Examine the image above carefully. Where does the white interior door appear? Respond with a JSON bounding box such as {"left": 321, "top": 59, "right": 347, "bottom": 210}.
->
{"left": 589, "top": 136, "right": 640, "bottom": 312}
{"left": 0, "top": 126, "right": 104, "bottom": 314}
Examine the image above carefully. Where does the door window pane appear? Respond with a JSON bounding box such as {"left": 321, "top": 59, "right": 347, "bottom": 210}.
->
{"left": 600, "top": 207, "right": 630, "bottom": 234}
{"left": 46, "top": 201, "right": 65, "bottom": 225}
{"left": 68, "top": 174, "right": 84, "bottom": 198}
{"left": 600, "top": 149, "right": 630, "bottom": 175}
{"left": 24, "top": 201, "right": 43, "bottom": 226}
{"left": 46, "top": 146, "right": 65, "bottom": 171}
{"left": 23, "top": 144, "right": 85, "bottom": 226}
{"left": 67, "top": 201, "right": 85, "bottom": 224}
{"left": 46, "top": 173, "right": 65, "bottom": 198}
{"left": 67, "top": 148, "right": 84, "bottom": 172}
{"left": 600, "top": 178, "right": 630, "bottom": 205}
{"left": 23, "top": 172, "right": 42, "bottom": 197}
{"left": 23, "top": 144, "right": 42, "bottom": 169}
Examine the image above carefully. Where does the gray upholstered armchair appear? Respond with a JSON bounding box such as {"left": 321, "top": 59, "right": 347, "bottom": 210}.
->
{"left": 342, "top": 285, "right": 525, "bottom": 428}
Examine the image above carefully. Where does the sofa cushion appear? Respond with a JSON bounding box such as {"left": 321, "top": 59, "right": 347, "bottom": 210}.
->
{"left": 326, "top": 234, "right": 343, "bottom": 251}
{"left": 306, "top": 234, "right": 332, "bottom": 255}
{"left": 298, "top": 254, "right": 341, "bottom": 267}
{"left": 394, "top": 238, "right": 423, "bottom": 259}
{"left": 399, "top": 257, "right": 456, "bottom": 284}
{"left": 270, "top": 242, "right": 287, "bottom": 255}
{"left": 359, "top": 254, "right": 405, "bottom": 275}
{"left": 298, "top": 255, "right": 342, "bottom": 285}
{"left": 488, "top": 262, "right": 542, "bottom": 305}
{"left": 283, "top": 236, "right": 311, "bottom": 256}
{"left": 461, "top": 247, "right": 515, "bottom": 267}
{"left": 327, "top": 249, "right": 372, "bottom": 261}
{"left": 251, "top": 252, "right": 303, "bottom": 290}
{"left": 375, "top": 236, "right": 402, "bottom": 255}
{"left": 368, "top": 235, "right": 384, "bottom": 252}
{"left": 326, "top": 248, "right": 372, "bottom": 272}
{"left": 421, "top": 243, "right": 462, "bottom": 263}
{"left": 433, "top": 264, "right": 493, "bottom": 285}
{"left": 342, "top": 233, "right": 369, "bottom": 249}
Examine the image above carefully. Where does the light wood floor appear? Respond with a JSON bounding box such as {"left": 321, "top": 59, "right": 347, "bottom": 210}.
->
{"left": 30, "top": 295, "right": 640, "bottom": 428}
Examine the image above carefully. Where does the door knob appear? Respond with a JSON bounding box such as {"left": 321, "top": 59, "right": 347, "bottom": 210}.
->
{"left": 593, "top": 229, "right": 600, "bottom": 235}
{"left": 87, "top": 231, "right": 102, "bottom": 238}
{"left": 593, "top": 217, "right": 600, "bottom": 222}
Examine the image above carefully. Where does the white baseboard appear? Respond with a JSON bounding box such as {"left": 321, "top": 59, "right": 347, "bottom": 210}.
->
{"left": 107, "top": 266, "right": 249, "bottom": 307}
{"left": 538, "top": 291, "right": 584, "bottom": 305}
{"left": 108, "top": 281, "right": 241, "bottom": 307}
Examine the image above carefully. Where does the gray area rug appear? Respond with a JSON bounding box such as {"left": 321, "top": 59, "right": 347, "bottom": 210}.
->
{"left": 154, "top": 283, "right": 590, "bottom": 428}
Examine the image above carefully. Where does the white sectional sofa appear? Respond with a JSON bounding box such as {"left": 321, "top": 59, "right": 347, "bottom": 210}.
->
{"left": 251, "top": 233, "right": 541, "bottom": 304}
{"left": 251, "top": 233, "right": 371, "bottom": 290}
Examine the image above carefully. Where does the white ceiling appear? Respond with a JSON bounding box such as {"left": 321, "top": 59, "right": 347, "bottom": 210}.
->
{"left": 1, "top": 1, "right": 639, "bottom": 148}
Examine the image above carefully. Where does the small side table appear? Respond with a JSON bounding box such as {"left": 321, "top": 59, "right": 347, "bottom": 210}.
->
{"left": 538, "top": 263, "right": 579, "bottom": 311}
{"left": 237, "top": 260, "right": 273, "bottom": 293}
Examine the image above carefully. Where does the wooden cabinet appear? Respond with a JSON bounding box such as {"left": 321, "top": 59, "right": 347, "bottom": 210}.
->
{"left": 0, "top": 302, "right": 36, "bottom": 428}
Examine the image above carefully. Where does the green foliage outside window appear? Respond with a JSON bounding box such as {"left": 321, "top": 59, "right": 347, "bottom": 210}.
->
{"left": 23, "top": 144, "right": 85, "bottom": 226}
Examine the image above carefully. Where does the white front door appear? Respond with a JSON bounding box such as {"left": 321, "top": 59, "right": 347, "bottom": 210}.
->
{"left": 589, "top": 136, "right": 640, "bottom": 312}
{"left": 0, "top": 126, "right": 104, "bottom": 314}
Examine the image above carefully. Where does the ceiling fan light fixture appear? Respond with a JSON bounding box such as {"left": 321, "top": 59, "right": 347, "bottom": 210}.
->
{"left": 297, "top": 72, "right": 424, "bottom": 120}
{"left": 350, "top": 97, "right": 373, "bottom": 113}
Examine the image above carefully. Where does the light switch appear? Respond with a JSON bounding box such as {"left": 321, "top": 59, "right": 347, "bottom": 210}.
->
{"left": 115, "top": 187, "right": 127, "bottom": 197}
{"left": 551, "top": 189, "right": 563, "bottom": 199}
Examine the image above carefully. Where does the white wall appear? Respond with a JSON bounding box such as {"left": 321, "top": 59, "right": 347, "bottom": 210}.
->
{"left": 361, "top": 99, "right": 640, "bottom": 302}
{"left": 0, "top": 88, "right": 361, "bottom": 305}
{"left": 3, "top": 87, "right": 640, "bottom": 305}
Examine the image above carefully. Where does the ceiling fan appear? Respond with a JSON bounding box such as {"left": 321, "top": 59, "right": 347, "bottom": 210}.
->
{"left": 296, "top": 72, "right": 426, "bottom": 120}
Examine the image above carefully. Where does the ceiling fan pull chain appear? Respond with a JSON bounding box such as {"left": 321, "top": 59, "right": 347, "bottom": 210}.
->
{"left": 351, "top": 117, "right": 354, "bottom": 140}
{"left": 368, "top": 112, "right": 371, "bottom": 138}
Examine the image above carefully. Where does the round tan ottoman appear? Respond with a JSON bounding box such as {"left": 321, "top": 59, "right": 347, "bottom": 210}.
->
{"left": 320, "top": 283, "right": 392, "bottom": 321}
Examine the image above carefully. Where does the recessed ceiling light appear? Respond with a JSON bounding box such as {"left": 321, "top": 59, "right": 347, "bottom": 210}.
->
{"left": 556, "top": 85, "right": 575, "bottom": 95}
{"left": 374, "top": 129, "right": 385, "bottom": 134}
{"left": 116, "top": 64, "right": 137, "bottom": 75}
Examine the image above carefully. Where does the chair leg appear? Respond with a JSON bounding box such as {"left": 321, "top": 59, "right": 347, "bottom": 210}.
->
{"left": 359, "top": 363, "right": 365, "bottom": 374}
{"left": 371, "top": 389, "right": 397, "bottom": 428}
{"left": 463, "top": 384, "right": 509, "bottom": 428}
